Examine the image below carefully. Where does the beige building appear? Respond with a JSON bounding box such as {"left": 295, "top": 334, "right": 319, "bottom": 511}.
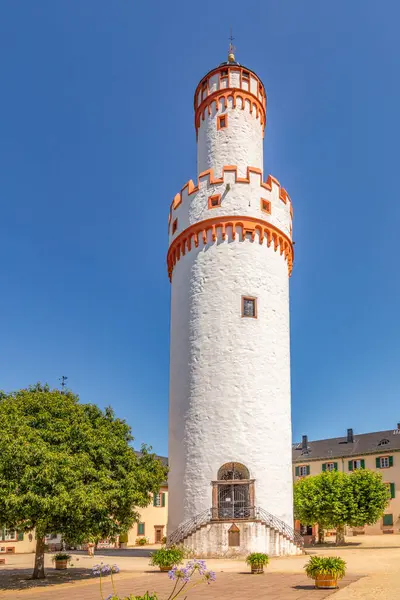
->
{"left": 293, "top": 426, "right": 400, "bottom": 536}
{"left": 126, "top": 486, "right": 168, "bottom": 546}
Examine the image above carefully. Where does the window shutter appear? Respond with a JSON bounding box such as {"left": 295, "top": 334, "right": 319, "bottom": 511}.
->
{"left": 322, "top": 463, "right": 326, "bottom": 472}
{"left": 17, "top": 531, "right": 24, "bottom": 541}
{"left": 390, "top": 483, "right": 395, "bottom": 499}
{"left": 348, "top": 461, "right": 353, "bottom": 471}
{"left": 295, "top": 466, "right": 299, "bottom": 476}
{"left": 376, "top": 457, "right": 381, "bottom": 469}
{"left": 306, "top": 465, "right": 310, "bottom": 475}
{"left": 138, "top": 523, "right": 145, "bottom": 535}
{"left": 334, "top": 462, "right": 338, "bottom": 471}
{"left": 383, "top": 514, "right": 393, "bottom": 527}
{"left": 162, "top": 493, "right": 166, "bottom": 507}
{"left": 361, "top": 459, "right": 365, "bottom": 469}
{"left": 389, "top": 456, "right": 394, "bottom": 467}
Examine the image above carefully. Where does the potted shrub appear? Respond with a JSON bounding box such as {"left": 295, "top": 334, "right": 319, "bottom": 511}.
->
{"left": 119, "top": 532, "right": 129, "bottom": 549}
{"left": 305, "top": 556, "right": 346, "bottom": 589}
{"left": 136, "top": 537, "right": 149, "bottom": 546}
{"left": 246, "top": 553, "right": 269, "bottom": 574}
{"left": 52, "top": 552, "right": 72, "bottom": 570}
{"left": 149, "top": 546, "right": 184, "bottom": 572}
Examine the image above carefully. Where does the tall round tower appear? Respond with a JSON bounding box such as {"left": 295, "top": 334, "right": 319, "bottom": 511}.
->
{"left": 167, "top": 50, "right": 300, "bottom": 556}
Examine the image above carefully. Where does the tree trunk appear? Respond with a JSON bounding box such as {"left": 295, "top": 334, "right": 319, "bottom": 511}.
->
{"left": 335, "top": 524, "right": 345, "bottom": 546}
{"left": 318, "top": 525, "right": 325, "bottom": 544}
{"left": 32, "top": 536, "right": 46, "bottom": 579}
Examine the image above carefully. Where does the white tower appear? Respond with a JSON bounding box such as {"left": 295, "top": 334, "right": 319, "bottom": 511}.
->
{"left": 167, "top": 49, "right": 301, "bottom": 557}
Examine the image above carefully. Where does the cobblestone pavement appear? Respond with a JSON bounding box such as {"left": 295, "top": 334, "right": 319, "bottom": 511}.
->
{"left": 4, "top": 572, "right": 360, "bottom": 600}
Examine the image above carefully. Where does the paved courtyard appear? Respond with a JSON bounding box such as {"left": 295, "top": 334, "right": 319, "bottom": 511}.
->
{"left": 1, "top": 536, "right": 400, "bottom": 600}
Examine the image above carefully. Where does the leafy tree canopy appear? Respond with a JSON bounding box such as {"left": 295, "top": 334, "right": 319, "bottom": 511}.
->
{"left": 0, "top": 384, "right": 167, "bottom": 577}
{"left": 294, "top": 469, "right": 389, "bottom": 544}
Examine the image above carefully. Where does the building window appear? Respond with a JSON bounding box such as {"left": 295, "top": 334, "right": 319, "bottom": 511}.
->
{"left": 377, "top": 456, "right": 393, "bottom": 469}
{"left": 217, "top": 114, "right": 228, "bottom": 130}
{"left": 172, "top": 219, "right": 178, "bottom": 235}
{"left": 323, "top": 462, "right": 337, "bottom": 472}
{"left": 4, "top": 530, "right": 16, "bottom": 541}
{"left": 153, "top": 492, "right": 166, "bottom": 507}
{"left": 348, "top": 459, "right": 365, "bottom": 471}
{"left": 242, "top": 70, "right": 250, "bottom": 81}
{"left": 385, "top": 483, "right": 396, "bottom": 499}
{"left": 295, "top": 465, "right": 310, "bottom": 477}
{"left": 242, "top": 296, "right": 257, "bottom": 318}
{"left": 260, "top": 198, "right": 271, "bottom": 214}
{"left": 208, "top": 194, "right": 221, "bottom": 209}
{"left": 383, "top": 514, "right": 394, "bottom": 527}
{"left": 378, "top": 439, "right": 390, "bottom": 446}
{"left": 138, "top": 523, "right": 145, "bottom": 535}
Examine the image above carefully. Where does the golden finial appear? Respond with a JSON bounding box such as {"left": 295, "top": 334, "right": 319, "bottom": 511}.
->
{"left": 228, "top": 27, "right": 236, "bottom": 63}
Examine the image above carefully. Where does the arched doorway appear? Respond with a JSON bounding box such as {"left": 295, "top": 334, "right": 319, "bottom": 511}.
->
{"left": 212, "top": 463, "right": 254, "bottom": 520}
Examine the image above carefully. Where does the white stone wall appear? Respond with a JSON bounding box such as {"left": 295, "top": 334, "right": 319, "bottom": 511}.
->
{"left": 197, "top": 98, "right": 263, "bottom": 177}
{"left": 168, "top": 234, "right": 293, "bottom": 533}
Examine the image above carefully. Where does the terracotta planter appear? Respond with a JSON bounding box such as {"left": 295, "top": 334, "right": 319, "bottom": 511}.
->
{"left": 251, "top": 565, "right": 264, "bottom": 574}
{"left": 55, "top": 560, "right": 68, "bottom": 570}
{"left": 160, "top": 566, "right": 172, "bottom": 572}
{"left": 314, "top": 574, "right": 338, "bottom": 589}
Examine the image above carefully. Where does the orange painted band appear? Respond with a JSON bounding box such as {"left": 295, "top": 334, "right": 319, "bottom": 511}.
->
{"left": 167, "top": 215, "right": 294, "bottom": 281}
{"left": 194, "top": 65, "right": 266, "bottom": 110}
{"left": 195, "top": 88, "right": 266, "bottom": 134}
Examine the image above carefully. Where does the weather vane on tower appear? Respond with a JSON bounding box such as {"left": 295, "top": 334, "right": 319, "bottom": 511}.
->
{"left": 228, "top": 27, "right": 236, "bottom": 62}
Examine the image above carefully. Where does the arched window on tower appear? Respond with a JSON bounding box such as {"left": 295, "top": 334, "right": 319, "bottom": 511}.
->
{"left": 212, "top": 462, "right": 255, "bottom": 521}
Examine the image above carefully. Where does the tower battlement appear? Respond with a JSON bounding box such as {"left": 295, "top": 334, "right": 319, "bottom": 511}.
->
{"left": 168, "top": 166, "right": 293, "bottom": 264}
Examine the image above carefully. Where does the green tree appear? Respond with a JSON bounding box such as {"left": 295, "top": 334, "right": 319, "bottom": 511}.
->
{"left": 294, "top": 470, "right": 389, "bottom": 545}
{"left": 0, "top": 384, "right": 167, "bottom": 579}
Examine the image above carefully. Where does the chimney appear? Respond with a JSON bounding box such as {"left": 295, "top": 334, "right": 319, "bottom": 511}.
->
{"left": 302, "top": 435, "right": 308, "bottom": 450}
{"left": 347, "top": 428, "right": 354, "bottom": 443}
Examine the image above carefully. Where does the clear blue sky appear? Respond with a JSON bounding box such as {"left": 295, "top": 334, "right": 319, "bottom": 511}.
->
{"left": 1, "top": 1, "right": 399, "bottom": 456}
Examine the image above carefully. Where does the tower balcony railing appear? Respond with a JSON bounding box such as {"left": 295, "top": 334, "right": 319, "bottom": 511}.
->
{"left": 211, "top": 506, "right": 255, "bottom": 520}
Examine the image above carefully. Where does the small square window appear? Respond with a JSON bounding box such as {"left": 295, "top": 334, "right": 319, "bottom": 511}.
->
{"left": 217, "top": 114, "right": 228, "bottom": 130}
{"left": 380, "top": 456, "right": 390, "bottom": 468}
{"left": 172, "top": 219, "right": 178, "bottom": 235}
{"left": 260, "top": 198, "right": 271, "bottom": 214}
{"left": 242, "top": 296, "right": 257, "bottom": 318}
{"left": 208, "top": 194, "right": 221, "bottom": 209}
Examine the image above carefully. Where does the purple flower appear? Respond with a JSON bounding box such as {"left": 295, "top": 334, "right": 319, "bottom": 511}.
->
{"left": 204, "top": 570, "right": 216, "bottom": 584}
{"left": 168, "top": 567, "right": 177, "bottom": 580}
{"left": 187, "top": 559, "right": 207, "bottom": 575}
{"left": 111, "top": 564, "right": 120, "bottom": 573}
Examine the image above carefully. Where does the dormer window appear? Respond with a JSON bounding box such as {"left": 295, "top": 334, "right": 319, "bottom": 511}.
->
{"left": 379, "top": 439, "right": 390, "bottom": 446}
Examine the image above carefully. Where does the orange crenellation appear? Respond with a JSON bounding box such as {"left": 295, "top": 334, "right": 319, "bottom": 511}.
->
{"left": 167, "top": 215, "right": 294, "bottom": 281}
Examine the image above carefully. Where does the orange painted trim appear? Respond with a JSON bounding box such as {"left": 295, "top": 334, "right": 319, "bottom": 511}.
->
{"left": 170, "top": 166, "right": 293, "bottom": 216}
{"left": 195, "top": 88, "right": 266, "bottom": 136}
{"left": 217, "top": 113, "right": 228, "bottom": 130}
{"left": 167, "top": 215, "right": 294, "bottom": 281}
{"left": 208, "top": 194, "right": 221, "bottom": 209}
{"left": 260, "top": 198, "right": 271, "bottom": 214}
{"left": 194, "top": 65, "right": 266, "bottom": 111}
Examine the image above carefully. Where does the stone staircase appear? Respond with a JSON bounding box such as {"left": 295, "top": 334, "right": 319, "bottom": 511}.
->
{"left": 167, "top": 507, "right": 304, "bottom": 558}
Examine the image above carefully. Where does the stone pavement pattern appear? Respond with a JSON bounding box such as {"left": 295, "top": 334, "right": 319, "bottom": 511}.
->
{"left": 3, "top": 572, "right": 359, "bottom": 600}
{"left": 1, "top": 535, "right": 400, "bottom": 600}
